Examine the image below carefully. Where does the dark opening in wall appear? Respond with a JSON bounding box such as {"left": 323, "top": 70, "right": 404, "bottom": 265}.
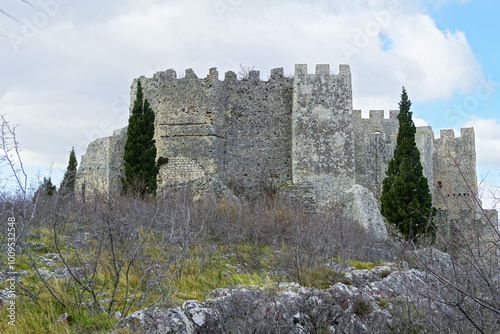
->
{"left": 437, "top": 181, "right": 443, "bottom": 189}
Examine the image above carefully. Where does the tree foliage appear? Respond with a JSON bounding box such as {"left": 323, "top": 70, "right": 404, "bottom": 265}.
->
{"left": 59, "top": 147, "right": 77, "bottom": 196}
{"left": 122, "top": 79, "right": 158, "bottom": 195}
{"left": 381, "top": 87, "right": 435, "bottom": 242}
{"left": 34, "top": 177, "right": 56, "bottom": 198}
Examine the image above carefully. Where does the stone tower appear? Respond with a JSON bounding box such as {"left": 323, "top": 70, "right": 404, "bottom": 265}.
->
{"left": 433, "top": 128, "right": 478, "bottom": 216}
{"left": 127, "top": 67, "right": 294, "bottom": 198}
{"left": 141, "top": 68, "right": 224, "bottom": 188}
{"left": 76, "top": 127, "right": 127, "bottom": 198}
{"left": 292, "top": 64, "right": 355, "bottom": 207}
{"left": 353, "top": 110, "right": 399, "bottom": 199}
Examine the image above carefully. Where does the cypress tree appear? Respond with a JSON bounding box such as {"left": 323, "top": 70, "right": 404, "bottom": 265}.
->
{"left": 381, "top": 87, "right": 436, "bottom": 242}
{"left": 122, "top": 79, "right": 158, "bottom": 195}
{"left": 60, "top": 147, "right": 78, "bottom": 196}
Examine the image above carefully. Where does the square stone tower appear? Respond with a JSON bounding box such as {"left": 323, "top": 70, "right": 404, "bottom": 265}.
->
{"left": 433, "top": 128, "right": 478, "bottom": 216}
{"left": 292, "top": 64, "right": 355, "bottom": 206}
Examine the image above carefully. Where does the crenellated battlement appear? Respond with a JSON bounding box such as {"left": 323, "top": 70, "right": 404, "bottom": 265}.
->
{"left": 390, "top": 110, "right": 399, "bottom": 119}
{"left": 208, "top": 67, "right": 218, "bottom": 80}
{"left": 224, "top": 70, "right": 237, "bottom": 81}
{"left": 369, "top": 110, "right": 384, "bottom": 120}
{"left": 315, "top": 64, "right": 330, "bottom": 76}
{"left": 353, "top": 110, "right": 400, "bottom": 120}
{"left": 248, "top": 70, "right": 260, "bottom": 80}
{"left": 439, "top": 129, "right": 455, "bottom": 140}
{"left": 150, "top": 67, "right": 289, "bottom": 84}
{"left": 460, "top": 127, "right": 475, "bottom": 139}
{"left": 270, "top": 67, "right": 285, "bottom": 79}
{"left": 437, "top": 127, "right": 475, "bottom": 141}
{"left": 294, "top": 64, "right": 350, "bottom": 80}
{"left": 224, "top": 67, "right": 287, "bottom": 82}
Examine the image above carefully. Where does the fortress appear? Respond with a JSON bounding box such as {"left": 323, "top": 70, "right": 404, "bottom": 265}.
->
{"left": 76, "top": 64, "right": 496, "bottom": 239}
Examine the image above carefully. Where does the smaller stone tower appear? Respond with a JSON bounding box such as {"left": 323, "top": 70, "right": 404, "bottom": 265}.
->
{"left": 433, "top": 128, "right": 478, "bottom": 217}
{"left": 353, "top": 110, "right": 399, "bottom": 199}
{"left": 76, "top": 127, "right": 127, "bottom": 199}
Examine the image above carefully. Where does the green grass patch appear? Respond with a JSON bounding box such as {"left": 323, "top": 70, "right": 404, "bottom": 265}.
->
{"left": 0, "top": 298, "right": 116, "bottom": 334}
{"left": 348, "top": 259, "right": 382, "bottom": 270}
{"left": 12, "top": 217, "right": 382, "bottom": 333}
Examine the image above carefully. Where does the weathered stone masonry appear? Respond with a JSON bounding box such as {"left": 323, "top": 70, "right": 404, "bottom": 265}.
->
{"left": 130, "top": 67, "right": 294, "bottom": 197}
{"left": 77, "top": 127, "right": 126, "bottom": 197}
{"left": 292, "top": 64, "right": 354, "bottom": 207}
{"left": 76, "top": 64, "right": 497, "bottom": 238}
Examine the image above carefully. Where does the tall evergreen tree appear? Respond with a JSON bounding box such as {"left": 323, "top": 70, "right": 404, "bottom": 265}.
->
{"left": 60, "top": 147, "right": 78, "bottom": 195}
{"left": 381, "top": 87, "right": 435, "bottom": 242}
{"left": 122, "top": 80, "right": 158, "bottom": 195}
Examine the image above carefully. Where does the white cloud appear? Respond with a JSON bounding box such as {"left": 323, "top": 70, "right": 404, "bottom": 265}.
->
{"left": 464, "top": 117, "right": 500, "bottom": 167}
{"left": 414, "top": 117, "right": 429, "bottom": 127}
{"left": 345, "top": 10, "right": 482, "bottom": 104}
{"left": 389, "top": 14, "right": 480, "bottom": 99}
{"left": 477, "top": 180, "right": 500, "bottom": 211}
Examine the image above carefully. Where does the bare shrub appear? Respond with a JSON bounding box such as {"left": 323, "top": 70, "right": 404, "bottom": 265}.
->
{"left": 399, "top": 160, "right": 500, "bottom": 334}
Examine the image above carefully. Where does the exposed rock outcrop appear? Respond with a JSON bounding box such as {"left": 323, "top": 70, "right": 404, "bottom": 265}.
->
{"left": 345, "top": 184, "right": 388, "bottom": 240}
{"left": 109, "top": 264, "right": 461, "bottom": 334}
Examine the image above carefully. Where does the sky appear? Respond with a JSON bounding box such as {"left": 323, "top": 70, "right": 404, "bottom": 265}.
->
{"left": 0, "top": 0, "right": 498, "bottom": 208}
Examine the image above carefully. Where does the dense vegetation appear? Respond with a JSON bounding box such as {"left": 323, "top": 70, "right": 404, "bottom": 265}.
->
{"left": 0, "top": 189, "right": 385, "bottom": 333}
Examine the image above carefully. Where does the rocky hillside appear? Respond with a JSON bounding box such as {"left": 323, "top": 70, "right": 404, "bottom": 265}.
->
{"left": 1, "top": 189, "right": 498, "bottom": 333}
{"left": 109, "top": 253, "right": 471, "bottom": 334}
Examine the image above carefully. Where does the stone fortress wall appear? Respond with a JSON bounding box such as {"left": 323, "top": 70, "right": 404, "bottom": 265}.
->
{"left": 133, "top": 67, "right": 294, "bottom": 198}
{"left": 77, "top": 127, "right": 127, "bottom": 197}
{"left": 76, "top": 64, "right": 497, "bottom": 238}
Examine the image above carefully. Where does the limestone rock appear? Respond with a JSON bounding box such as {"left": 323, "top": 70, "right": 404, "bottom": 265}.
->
{"left": 343, "top": 265, "right": 395, "bottom": 287}
{"left": 57, "top": 312, "right": 70, "bottom": 324}
{"left": 110, "top": 264, "right": 467, "bottom": 334}
{"left": 189, "top": 176, "right": 239, "bottom": 203}
{"left": 109, "top": 301, "right": 223, "bottom": 334}
{"left": 345, "top": 185, "right": 388, "bottom": 240}
{"left": 109, "top": 306, "right": 194, "bottom": 334}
